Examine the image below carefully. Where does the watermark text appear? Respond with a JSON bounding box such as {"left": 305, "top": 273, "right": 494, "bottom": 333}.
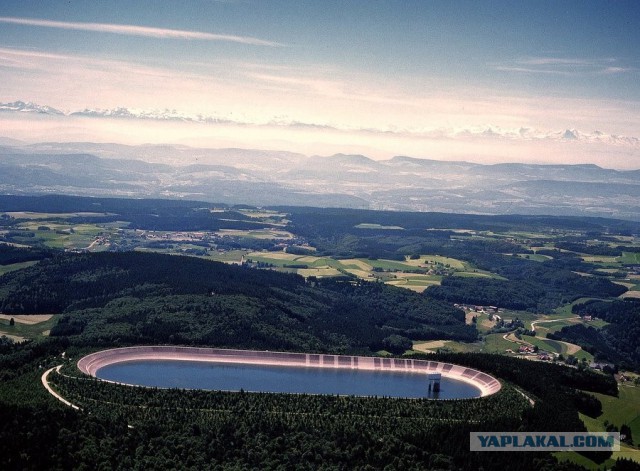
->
{"left": 470, "top": 432, "right": 620, "bottom": 451}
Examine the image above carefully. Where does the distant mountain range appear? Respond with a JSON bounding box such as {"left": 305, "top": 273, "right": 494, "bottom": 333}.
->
{"left": 2, "top": 100, "right": 639, "bottom": 146}
{"left": 1, "top": 139, "right": 640, "bottom": 220}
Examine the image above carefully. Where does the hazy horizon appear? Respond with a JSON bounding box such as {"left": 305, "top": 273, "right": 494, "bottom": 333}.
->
{"left": 1, "top": 1, "right": 639, "bottom": 168}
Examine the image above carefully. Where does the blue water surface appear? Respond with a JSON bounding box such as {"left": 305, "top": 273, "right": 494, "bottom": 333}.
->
{"left": 96, "top": 360, "right": 481, "bottom": 399}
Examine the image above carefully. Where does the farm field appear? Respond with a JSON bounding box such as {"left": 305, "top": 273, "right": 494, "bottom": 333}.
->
{"left": 297, "top": 267, "right": 343, "bottom": 278}
{"left": 531, "top": 317, "right": 582, "bottom": 334}
{"left": 474, "top": 313, "right": 497, "bottom": 333}
{"left": 0, "top": 260, "right": 38, "bottom": 276}
{"left": 620, "top": 251, "right": 640, "bottom": 264}
{"left": 385, "top": 274, "right": 442, "bottom": 292}
{"left": 0, "top": 314, "right": 58, "bottom": 341}
{"left": 412, "top": 339, "right": 482, "bottom": 354}
{"left": 521, "top": 335, "right": 592, "bottom": 360}
{"left": 517, "top": 253, "right": 553, "bottom": 262}
{"left": 481, "top": 333, "right": 517, "bottom": 354}
{"left": 239, "top": 252, "right": 476, "bottom": 291}
{"left": 354, "top": 223, "right": 404, "bottom": 230}
{"left": 553, "top": 298, "right": 603, "bottom": 318}
{"left": 13, "top": 223, "right": 104, "bottom": 250}
{"left": 453, "top": 270, "right": 506, "bottom": 279}
{"left": 405, "top": 255, "right": 467, "bottom": 270}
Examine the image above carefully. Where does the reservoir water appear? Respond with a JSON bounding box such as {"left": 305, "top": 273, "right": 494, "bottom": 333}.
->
{"left": 96, "top": 360, "right": 482, "bottom": 399}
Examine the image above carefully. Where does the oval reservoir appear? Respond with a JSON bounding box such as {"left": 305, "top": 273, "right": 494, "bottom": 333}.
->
{"left": 79, "top": 347, "right": 501, "bottom": 400}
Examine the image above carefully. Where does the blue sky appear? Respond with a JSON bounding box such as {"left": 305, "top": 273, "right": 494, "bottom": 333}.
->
{"left": 0, "top": 0, "right": 639, "bottom": 167}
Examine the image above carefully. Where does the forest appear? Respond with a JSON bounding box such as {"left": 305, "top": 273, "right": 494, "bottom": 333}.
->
{"left": 0, "top": 251, "right": 476, "bottom": 352}
{"left": 425, "top": 261, "right": 626, "bottom": 312}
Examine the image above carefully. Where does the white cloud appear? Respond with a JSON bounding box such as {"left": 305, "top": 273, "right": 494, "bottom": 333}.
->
{"left": 0, "top": 16, "right": 283, "bottom": 47}
{"left": 600, "top": 66, "right": 635, "bottom": 75}
{"left": 520, "top": 57, "right": 595, "bottom": 66}
{"left": 492, "top": 66, "right": 571, "bottom": 76}
{"left": 493, "top": 56, "right": 635, "bottom": 77}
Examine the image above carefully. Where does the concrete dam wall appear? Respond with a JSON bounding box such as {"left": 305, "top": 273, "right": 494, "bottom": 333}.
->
{"left": 77, "top": 346, "right": 501, "bottom": 397}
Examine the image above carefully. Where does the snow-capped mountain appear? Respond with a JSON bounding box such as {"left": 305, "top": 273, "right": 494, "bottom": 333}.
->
{"left": 0, "top": 101, "right": 64, "bottom": 115}
{"left": 1, "top": 100, "right": 639, "bottom": 147}
{"left": 444, "top": 125, "right": 640, "bottom": 146}
{"left": 70, "top": 107, "right": 196, "bottom": 122}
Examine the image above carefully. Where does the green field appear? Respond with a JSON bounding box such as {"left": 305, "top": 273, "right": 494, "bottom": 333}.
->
{"left": 237, "top": 252, "right": 484, "bottom": 290}
{"left": 525, "top": 336, "right": 564, "bottom": 353}
{"left": 412, "top": 339, "right": 481, "bottom": 354}
{"left": 454, "top": 270, "right": 507, "bottom": 280}
{"left": 621, "top": 252, "right": 640, "bottom": 264}
{"left": 297, "top": 267, "right": 344, "bottom": 278}
{"left": 474, "top": 313, "right": 497, "bottom": 333}
{"left": 582, "top": 255, "right": 622, "bottom": 267}
{"left": 386, "top": 277, "right": 441, "bottom": 292}
{"left": 481, "top": 333, "right": 517, "bottom": 353}
{"left": 498, "top": 230, "right": 555, "bottom": 239}
{"left": 587, "top": 318, "right": 610, "bottom": 329}
{"left": 589, "top": 386, "right": 640, "bottom": 437}
{"left": 501, "top": 310, "right": 539, "bottom": 323}
{"left": 361, "top": 258, "right": 418, "bottom": 271}
{"left": 533, "top": 319, "right": 578, "bottom": 333}
{"left": 207, "top": 250, "right": 249, "bottom": 262}
{"left": 572, "top": 349, "right": 594, "bottom": 362}
{"left": 410, "top": 255, "right": 467, "bottom": 270}
{"left": 517, "top": 253, "right": 552, "bottom": 262}
{"left": 553, "top": 298, "right": 603, "bottom": 318}
{"left": 478, "top": 328, "right": 593, "bottom": 362}
{"left": 243, "top": 252, "right": 300, "bottom": 266}
{"left": 557, "top": 385, "right": 640, "bottom": 469}
{"left": 525, "top": 335, "right": 592, "bottom": 361}
{"left": 354, "top": 223, "right": 404, "bottom": 230}
{"left": 533, "top": 317, "right": 607, "bottom": 334}
{"left": 14, "top": 222, "right": 105, "bottom": 250}
{"left": 0, "top": 315, "right": 58, "bottom": 340}
{"left": 0, "top": 260, "right": 39, "bottom": 276}
{"left": 504, "top": 319, "right": 594, "bottom": 361}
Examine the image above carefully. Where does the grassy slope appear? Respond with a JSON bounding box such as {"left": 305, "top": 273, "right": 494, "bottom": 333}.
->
{"left": 0, "top": 316, "right": 59, "bottom": 340}
{"left": 557, "top": 385, "right": 640, "bottom": 469}
{"left": 0, "top": 261, "right": 38, "bottom": 276}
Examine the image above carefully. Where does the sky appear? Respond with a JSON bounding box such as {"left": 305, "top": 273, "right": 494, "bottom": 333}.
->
{"left": 0, "top": 0, "right": 639, "bottom": 168}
